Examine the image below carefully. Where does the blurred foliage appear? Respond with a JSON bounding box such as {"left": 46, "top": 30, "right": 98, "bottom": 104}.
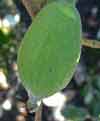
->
{"left": 0, "top": 30, "right": 10, "bottom": 46}
{"left": 62, "top": 105, "right": 88, "bottom": 121}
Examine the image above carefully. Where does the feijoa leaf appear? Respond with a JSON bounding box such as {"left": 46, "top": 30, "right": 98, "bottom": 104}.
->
{"left": 17, "top": 2, "right": 81, "bottom": 98}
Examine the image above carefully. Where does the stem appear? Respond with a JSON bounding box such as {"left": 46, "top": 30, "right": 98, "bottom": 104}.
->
{"left": 21, "top": 0, "right": 35, "bottom": 18}
{"left": 21, "top": 0, "right": 47, "bottom": 18}
{"left": 35, "top": 102, "right": 43, "bottom": 121}
{"left": 82, "top": 39, "right": 100, "bottom": 49}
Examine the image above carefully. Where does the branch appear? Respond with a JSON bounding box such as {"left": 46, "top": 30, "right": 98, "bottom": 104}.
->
{"left": 21, "top": 0, "right": 36, "bottom": 18}
{"left": 21, "top": 0, "right": 47, "bottom": 18}
{"left": 35, "top": 102, "right": 43, "bottom": 121}
{"left": 82, "top": 39, "right": 100, "bottom": 49}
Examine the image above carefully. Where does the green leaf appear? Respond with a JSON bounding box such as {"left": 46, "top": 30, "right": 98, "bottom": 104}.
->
{"left": 17, "top": 2, "right": 81, "bottom": 98}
